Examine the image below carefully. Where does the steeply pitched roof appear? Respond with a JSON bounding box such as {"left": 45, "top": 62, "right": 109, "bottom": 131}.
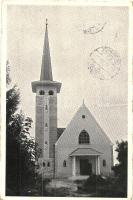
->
{"left": 40, "top": 19, "right": 53, "bottom": 81}
{"left": 56, "top": 102, "right": 113, "bottom": 146}
{"left": 57, "top": 128, "right": 65, "bottom": 139}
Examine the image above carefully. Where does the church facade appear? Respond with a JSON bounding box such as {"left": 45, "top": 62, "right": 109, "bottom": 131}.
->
{"left": 31, "top": 21, "right": 113, "bottom": 178}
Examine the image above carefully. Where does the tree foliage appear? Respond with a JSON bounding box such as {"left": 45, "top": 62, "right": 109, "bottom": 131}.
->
{"left": 112, "top": 140, "right": 127, "bottom": 179}
{"left": 112, "top": 140, "right": 128, "bottom": 197}
{"left": 6, "top": 63, "right": 41, "bottom": 195}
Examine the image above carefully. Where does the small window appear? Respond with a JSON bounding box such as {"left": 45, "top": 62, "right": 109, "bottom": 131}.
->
{"left": 47, "top": 162, "right": 50, "bottom": 167}
{"left": 43, "top": 162, "right": 45, "bottom": 167}
{"left": 39, "top": 90, "right": 45, "bottom": 95}
{"left": 103, "top": 160, "right": 106, "bottom": 167}
{"left": 45, "top": 123, "right": 48, "bottom": 127}
{"left": 45, "top": 141, "right": 48, "bottom": 145}
{"left": 45, "top": 105, "right": 48, "bottom": 110}
{"left": 49, "top": 90, "right": 54, "bottom": 95}
{"left": 63, "top": 160, "right": 66, "bottom": 167}
{"left": 82, "top": 115, "right": 85, "bottom": 119}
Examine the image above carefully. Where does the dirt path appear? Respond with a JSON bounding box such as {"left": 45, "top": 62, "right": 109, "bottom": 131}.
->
{"left": 45, "top": 178, "right": 92, "bottom": 197}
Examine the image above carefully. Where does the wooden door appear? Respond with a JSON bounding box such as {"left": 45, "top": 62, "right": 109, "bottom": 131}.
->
{"left": 80, "top": 159, "right": 92, "bottom": 175}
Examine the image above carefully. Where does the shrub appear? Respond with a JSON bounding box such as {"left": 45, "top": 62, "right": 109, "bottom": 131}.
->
{"left": 20, "top": 177, "right": 51, "bottom": 196}
{"left": 78, "top": 175, "right": 107, "bottom": 193}
{"left": 78, "top": 175, "right": 127, "bottom": 197}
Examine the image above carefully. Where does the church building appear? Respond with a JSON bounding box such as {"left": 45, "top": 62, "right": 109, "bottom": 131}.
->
{"left": 31, "top": 20, "right": 113, "bottom": 178}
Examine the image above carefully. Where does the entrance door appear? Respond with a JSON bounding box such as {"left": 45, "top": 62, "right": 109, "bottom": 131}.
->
{"left": 80, "top": 159, "right": 92, "bottom": 175}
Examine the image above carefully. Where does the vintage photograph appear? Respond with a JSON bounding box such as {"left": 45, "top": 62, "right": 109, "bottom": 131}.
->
{"left": 4, "top": 3, "right": 130, "bottom": 197}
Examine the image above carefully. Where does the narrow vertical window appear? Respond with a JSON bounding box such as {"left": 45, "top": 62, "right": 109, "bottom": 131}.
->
{"left": 45, "top": 105, "right": 48, "bottom": 110}
{"left": 63, "top": 160, "right": 66, "bottom": 167}
{"left": 47, "top": 162, "right": 50, "bottom": 167}
{"left": 103, "top": 160, "right": 106, "bottom": 167}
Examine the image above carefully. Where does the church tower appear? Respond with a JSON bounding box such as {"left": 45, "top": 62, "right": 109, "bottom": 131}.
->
{"left": 31, "top": 19, "right": 61, "bottom": 176}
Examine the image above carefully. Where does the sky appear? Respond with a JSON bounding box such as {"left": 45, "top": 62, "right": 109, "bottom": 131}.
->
{"left": 7, "top": 5, "right": 128, "bottom": 149}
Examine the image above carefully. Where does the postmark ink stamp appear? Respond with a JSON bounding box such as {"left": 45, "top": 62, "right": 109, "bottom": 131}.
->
{"left": 83, "top": 23, "right": 106, "bottom": 35}
{"left": 88, "top": 46, "right": 121, "bottom": 80}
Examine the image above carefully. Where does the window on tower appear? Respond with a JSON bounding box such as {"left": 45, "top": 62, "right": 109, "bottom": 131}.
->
{"left": 49, "top": 90, "right": 54, "bottom": 95}
{"left": 45, "top": 105, "right": 48, "bottom": 110}
{"left": 47, "top": 162, "right": 50, "bottom": 167}
{"left": 39, "top": 90, "right": 45, "bottom": 95}
{"left": 63, "top": 160, "right": 66, "bottom": 167}
{"left": 79, "top": 130, "right": 90, "bottom": 144}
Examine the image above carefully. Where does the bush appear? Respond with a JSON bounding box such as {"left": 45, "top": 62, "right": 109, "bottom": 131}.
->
{"left": 34, "top": 177, "right": 51, "bottom": 196}
{"left": 77, "top": 175, "right": 107, "bottom": 193}
{"left": 78, "top": 175, "right": 127, "bottom": 197}
{"left": 20, "top": 177, "right": 51, "bottom": 196}
{"left": 96, "top": 178, "right": 127, "bottom": 197}
{"left": 85, "top": 175, "right": 107, "bottom": 185}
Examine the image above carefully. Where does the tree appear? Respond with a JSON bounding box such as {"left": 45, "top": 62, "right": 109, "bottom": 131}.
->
{"left": 112, "top": 140, "right": 128, "bottom": 196}
{"left": 112, "top": 141, "right": 127, "bottom": 178}
{"left": 6, "top": 63, "right": 41, "bottom": 195}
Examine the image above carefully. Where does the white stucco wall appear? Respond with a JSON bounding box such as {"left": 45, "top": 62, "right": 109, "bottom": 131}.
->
{"left": 55, "top": 104, "right": 113, "bottom": 177}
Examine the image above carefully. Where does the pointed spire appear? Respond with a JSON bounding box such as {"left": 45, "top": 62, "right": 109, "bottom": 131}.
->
{"left": 40, "top": 19, "right": 53, "bottom": 81}
{"left": 82, "top": 99, "right": 85, "bottom": 106}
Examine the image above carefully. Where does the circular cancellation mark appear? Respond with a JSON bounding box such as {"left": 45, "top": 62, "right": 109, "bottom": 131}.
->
{"left": 88, "top": 46, "right": 121, "bottom": 80}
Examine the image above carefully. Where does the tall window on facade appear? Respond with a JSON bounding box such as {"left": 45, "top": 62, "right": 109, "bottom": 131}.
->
{"left": 79, "top": 130, "right": 90, "bottom": 144}
{"left": 103, "top": 159, "right": 106, "bottom": 167}
{"left": 39, "top": 90, "right": 45, "bottom": 95}
{"left": 45, "top": 123, "right": 48, "bottom": 127}
{"left": 63, "top": 160, "right": 66, "bottom": 167}
{"left": 49, "top": 90, "right": 54, "bottom": 95}
{"left": 47, "top": 162, "right": 50, "bottom": 167}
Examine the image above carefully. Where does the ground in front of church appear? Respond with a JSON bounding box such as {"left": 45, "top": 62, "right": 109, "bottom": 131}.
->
{"left": 45, "top": 178, "right": 93, "bottom": 197}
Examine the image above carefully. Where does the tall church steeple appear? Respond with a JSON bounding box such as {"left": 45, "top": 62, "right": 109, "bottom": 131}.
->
{"left": 32, "top": 19, "right": 61, "bottom": 94}
{"left": 40, "top": 19, "right": 53, "bottom": 81}
{"left": 31, "top": 20, "right": 61, "bottom": 177}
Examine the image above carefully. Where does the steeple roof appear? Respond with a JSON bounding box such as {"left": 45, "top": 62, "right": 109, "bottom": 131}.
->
{"left": 40, "top": 19, "right": 53, "bottom": 81}
{"left": 31, "top": 20, "right": 61, "bottom": 93}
